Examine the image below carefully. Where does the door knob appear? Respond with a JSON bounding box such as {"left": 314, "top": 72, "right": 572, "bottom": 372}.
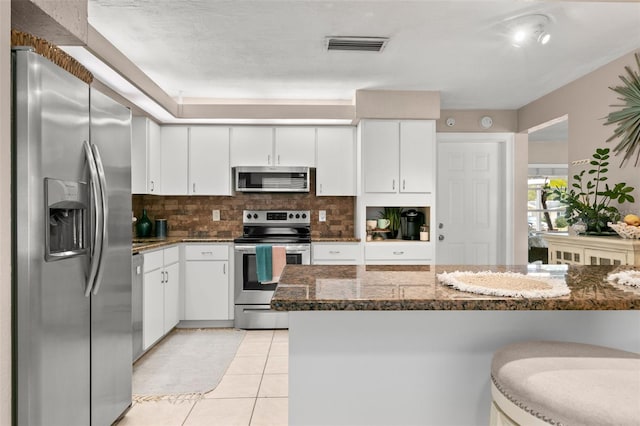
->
{"left": 438, "top": 235, "right": 445, "bottom": 241}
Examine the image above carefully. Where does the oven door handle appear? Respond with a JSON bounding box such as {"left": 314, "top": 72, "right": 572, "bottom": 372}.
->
{"left": 234, "top": 245, "right": 257, "bottom": 254}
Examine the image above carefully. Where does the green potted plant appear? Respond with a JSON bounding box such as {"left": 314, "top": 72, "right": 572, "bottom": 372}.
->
{"left": 554, "top": 216, "right": 568, "bottom": 231}
{"left": 380, "top": 207, "right": 402, "bottom": 239}
{"left": 551, "top": 148, "right": 635, "bottom": 233}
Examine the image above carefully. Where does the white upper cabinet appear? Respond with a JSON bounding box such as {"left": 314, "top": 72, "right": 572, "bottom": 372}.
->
{"left": 189, "top": 126, "right": 231, "bottom": 195}
{"left": 362, "top": 120, "right": 435, "bottom": 194}
{"left": 274, "top": 127, "right": 316, "bottom": 167}
{"left": 160, "top": 126, "right": 189, "bottom": 195}
{"left": 316, "top": 127, "right": 356, "bottom": 196}
{"left": 399, "top": 120, "right": 435, "bottom": 193}
{"left": 363, "top": 120, "right": 400, "bottom": 193}
{"left": 131, "top": 117, "right": 161, "bottom": 194}
{"left": 230, "top": 127, "right": 274, "bottom": 166}
{"left": 231, "top": 126, "right": 316, "bottom": 167}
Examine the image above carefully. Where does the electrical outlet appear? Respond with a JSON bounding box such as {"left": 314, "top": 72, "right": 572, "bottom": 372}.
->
{"left": 319, "top": 210, "right": 326, "bottom": 222}
{"left": 212, "top": 210, "right": 220, "bottom": 221}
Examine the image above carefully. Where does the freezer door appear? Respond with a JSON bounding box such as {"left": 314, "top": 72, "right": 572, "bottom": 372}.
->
{"left": 13, "top": 50, "right": 91, "bottom": 425}
{"left": 89, "top": 88, "right": 133, "bottom": 425}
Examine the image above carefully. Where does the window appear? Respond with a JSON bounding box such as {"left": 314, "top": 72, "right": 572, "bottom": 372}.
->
{"left": 527, "top": 166, "right": 567, "bottom": 232}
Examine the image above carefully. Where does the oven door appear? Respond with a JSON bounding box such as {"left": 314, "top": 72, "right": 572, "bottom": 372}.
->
{"left": 234, "top": 244, "right": 310, "bottom": 305}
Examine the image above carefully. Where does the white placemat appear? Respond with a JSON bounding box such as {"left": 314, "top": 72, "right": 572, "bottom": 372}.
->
{"left": 607, "top": 270, "right": 640, "bottom": 288}
{"left": 437, "top": 271, "right": 570, "bottom": 298}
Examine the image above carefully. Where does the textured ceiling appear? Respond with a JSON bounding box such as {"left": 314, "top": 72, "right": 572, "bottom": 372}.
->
{"left": 88, "top": 1, "right": 640, "bottom": 109}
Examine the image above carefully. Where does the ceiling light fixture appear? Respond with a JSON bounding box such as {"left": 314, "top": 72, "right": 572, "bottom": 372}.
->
{"left": 506, "top": 14, "right": 552, "bottom": 47}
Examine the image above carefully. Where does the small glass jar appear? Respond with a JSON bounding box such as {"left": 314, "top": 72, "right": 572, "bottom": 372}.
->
{"left": 419, "top": 224, "right": 429, "bottom": 241}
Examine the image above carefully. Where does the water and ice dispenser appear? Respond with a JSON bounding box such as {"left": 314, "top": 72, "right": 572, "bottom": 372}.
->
{"left": 45, "top": 178, "right": 88, "bottom": 261}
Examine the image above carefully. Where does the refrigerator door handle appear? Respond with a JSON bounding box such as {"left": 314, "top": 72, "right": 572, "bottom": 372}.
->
{"left": 83, "top": 140, "right": 103, "bottom": 296}
{"left": 91, "top": 143, "right": 109, "bottom": 296}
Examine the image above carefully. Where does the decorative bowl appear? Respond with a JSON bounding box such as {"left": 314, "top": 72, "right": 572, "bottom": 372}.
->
{"left": 607, "top": 222, "right": 640, "bottom": 239}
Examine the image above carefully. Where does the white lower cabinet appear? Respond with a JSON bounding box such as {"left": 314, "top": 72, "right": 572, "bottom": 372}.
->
{"left": 312, "top": 242, "right": 362, "bottom": 265}
{"left": 365, "top": 242, "right": 433, "bottom": 265}
{"left": 184, "top": 244, "right": 232, "bottom": 321}
{"left": 142, "top": 246, "right": 180, "bottom": 350}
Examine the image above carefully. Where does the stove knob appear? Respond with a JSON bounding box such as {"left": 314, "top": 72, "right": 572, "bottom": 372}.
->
{"left": 295, "top": 213, "right": 300, "bottom": 219}
{"left": 246, "top": 213, "right": 252, "bottom": 219}
{"left": 289, "top": 213, "right": 294, "bottom": 219}
{"left": 301, "top": 213, "right": 307, "bottom": 219}
{"left": 253, "top": 213, "right": 258, "bottom": 219}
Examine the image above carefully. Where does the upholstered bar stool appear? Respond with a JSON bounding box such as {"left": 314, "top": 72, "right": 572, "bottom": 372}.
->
{"left": 490, "top": 341, "right": 640, "bottom": 426}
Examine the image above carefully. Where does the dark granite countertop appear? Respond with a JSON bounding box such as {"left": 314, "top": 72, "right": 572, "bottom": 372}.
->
{"left": 271, "top": 264, "right": 640, "bottom": 311}
{"left": 132, "top": 237, "right": 234, "bottom": 254}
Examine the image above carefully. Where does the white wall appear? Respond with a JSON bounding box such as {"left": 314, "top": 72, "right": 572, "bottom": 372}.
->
{"left": 1, "top": 0, "right": 13, "bottom": 423}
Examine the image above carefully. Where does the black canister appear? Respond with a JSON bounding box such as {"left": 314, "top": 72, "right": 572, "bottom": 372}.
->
{"left": 155, "top": 219, "right": 168, "bottom": 239}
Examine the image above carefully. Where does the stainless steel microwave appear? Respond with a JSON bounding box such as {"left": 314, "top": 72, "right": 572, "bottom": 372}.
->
{"left": 234, "top": 166, "right": 310, "bottom": 192}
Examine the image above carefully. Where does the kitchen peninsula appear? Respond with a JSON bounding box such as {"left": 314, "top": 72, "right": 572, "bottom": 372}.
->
{"left": 272, "top": 264, "right": 640, "bottom": 426}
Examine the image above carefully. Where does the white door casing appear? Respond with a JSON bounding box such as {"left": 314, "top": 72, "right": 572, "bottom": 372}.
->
{"left": 436, "top": 133, "right": 514, "bottom": 265}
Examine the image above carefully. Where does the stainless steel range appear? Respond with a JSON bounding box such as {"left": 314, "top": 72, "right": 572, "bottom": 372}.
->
{"left": 234, "top": 210, "right": 311, "bottom": 329}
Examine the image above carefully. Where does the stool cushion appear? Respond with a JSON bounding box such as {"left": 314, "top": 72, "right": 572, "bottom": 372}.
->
{"left": 491, "top": 341, "right": 640, "bottom": 425}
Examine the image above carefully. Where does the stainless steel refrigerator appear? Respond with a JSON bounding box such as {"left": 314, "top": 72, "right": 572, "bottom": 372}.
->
{"left": 12, "top": 48, "right": 133, "bottom": 426}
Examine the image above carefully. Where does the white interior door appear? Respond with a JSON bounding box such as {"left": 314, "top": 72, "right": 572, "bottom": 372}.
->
{"left": 437, "top": 136, "right": 508, "bottom": 264}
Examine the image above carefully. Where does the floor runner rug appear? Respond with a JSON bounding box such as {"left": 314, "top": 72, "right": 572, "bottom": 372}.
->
{"left": 133, "top": 328, "right": 246, "bottom": 397}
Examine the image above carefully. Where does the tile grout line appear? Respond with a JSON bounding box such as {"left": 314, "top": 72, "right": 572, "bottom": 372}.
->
{"left": 248, "top": 330, "right": 276, "bottom": 425}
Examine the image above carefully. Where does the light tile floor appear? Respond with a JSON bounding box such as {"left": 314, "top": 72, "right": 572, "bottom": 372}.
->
{"left": 117, "top": 329, "right": 288, "bottom": 426}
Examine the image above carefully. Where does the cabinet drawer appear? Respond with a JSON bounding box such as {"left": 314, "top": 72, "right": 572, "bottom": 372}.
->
{"left": 184, "top": 244, "right": 229, "bottom": 260}
{"left": 313, "top": 243, "right": 361, "bottom": 262}
{"left": 143, "top": 250, "right": 164, "bottom": 272}
{"left": 365, "top": 243, "right": 432, "bottom": 261}
{"left": 164, "top": 245, "right": 180, "bottom": 264}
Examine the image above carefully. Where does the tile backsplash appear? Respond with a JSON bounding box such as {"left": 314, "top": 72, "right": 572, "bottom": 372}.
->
{"left": 132, "top": 191, "right": 355, "bottom": 239}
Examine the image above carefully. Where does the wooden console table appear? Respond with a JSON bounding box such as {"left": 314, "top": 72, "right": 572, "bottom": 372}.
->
{"left": 543, "top": 233, "right": 640, "bottom": 265}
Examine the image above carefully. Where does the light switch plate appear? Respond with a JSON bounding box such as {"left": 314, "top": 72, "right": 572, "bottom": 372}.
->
{"left": 319, "top": 210, "right": 326, "bottom": 222}
{"left": 212, "top": 209, "right": 220, "bottom": 221}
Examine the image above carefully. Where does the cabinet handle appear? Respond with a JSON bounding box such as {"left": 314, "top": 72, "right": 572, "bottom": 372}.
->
{"left": 193, "top": 183, "right": 196, "bottom": 193}
{"left": 160, "top": 270, "right": 165, "bottom": 283}
{"left": 268, "top": 154, "right": 271, "bottom": 165}
{"left": 392, "top": 179, "right": 395, "bottom": 190}
{"left": 403, "top": 180, "right": 405, "bottom": 190}
{"left": 329, "top": 250, "right": 341, "bottom": 254}
{"left": 277, "top": 154, "right": 281, "bottom": 164}
{"left": 393, "top": 251, "right": 404, "bottom": 255}
{"left": 201, "top": 251, "right": 213, "bottom": 256}
{"left": 165, "top": 270, "right": 169, "bottom": 283}
{"left": 150, "top": 180, "right": 155, "bottom": 192}
{"left": 319, "top": 183, "right": 323, "bottom": 194}
{"left": 223, "top": 264, "right": 226, "bottom": 274}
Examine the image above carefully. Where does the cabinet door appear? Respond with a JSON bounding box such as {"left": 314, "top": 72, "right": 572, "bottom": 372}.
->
{"left": 143, "top": 268, "right": 164, "bottom": 350}
{"left": 230, "top": 127, "right": 274, "bottom": 166}
{"left": 189, "top": 126, "right": 231, "bottom": 195}
{"left": 147, "top": 120, "right": 162, "bottom": 194}
{"left": 363, "top": 121, "right": 400, "bottom": 193}
{"left": 131, "top": 117, "right": 149, "bottom": 194}
{"left": 274, "top": 127, "right": 316, "bottom": 166}
{"left": 316, "top": 127, "right": 356, "bottom": 196}
{"left": 184, "top": 261, "right": 229, "bottom": 320}
{"left": 163, "top": 262, "right": 180, "bottom": 332}
{"left": 400, "top": 120, "right": 435, "bottom": 193}
{"left": 160, "top": 126, "right": 189, "bottom": 195}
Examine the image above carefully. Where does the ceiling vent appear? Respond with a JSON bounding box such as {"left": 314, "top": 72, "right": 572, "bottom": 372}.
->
{"left": 325, "top": 36, "right": 389, "bottom": 52}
